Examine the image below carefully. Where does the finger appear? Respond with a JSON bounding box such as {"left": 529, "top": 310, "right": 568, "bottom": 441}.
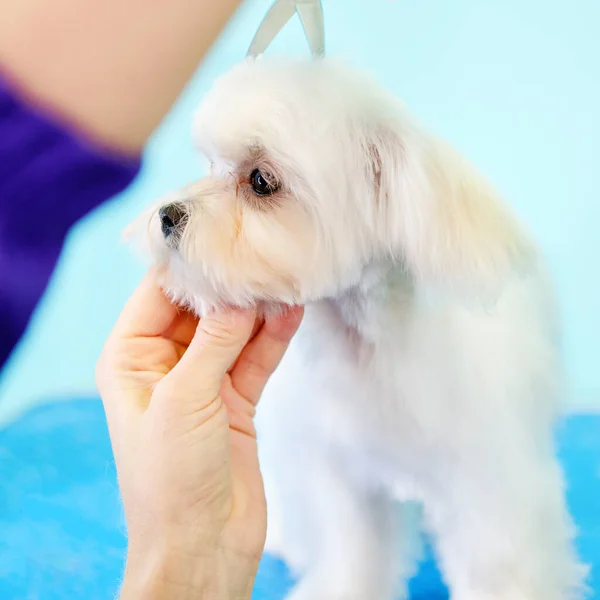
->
{"left": 109, "top": 269, "right": 180, "bottom": 340}
{"left": 157, "top": 308, "right": 258, "bottom": 411}
{"left": 162, "top": 309, "right": 199, "bottom": 347}
{"left": 97, "top": 272, "right": 192, "bottom": 418}
{"left": 230, "top": 305, "right": 304, "bottom": 405}
{"left": 227, "top": 315, "right": 264, "bottom": 374}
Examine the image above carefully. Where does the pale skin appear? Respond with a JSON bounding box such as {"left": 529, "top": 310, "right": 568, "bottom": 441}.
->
{"left": 2, "top": 1, "right": 301, "bottom": 596}
{"left": 0, "top": 0, "right": 242, "bottom": 154}
{"left": 96, "top": 273, "right": 303, "bottom": 600}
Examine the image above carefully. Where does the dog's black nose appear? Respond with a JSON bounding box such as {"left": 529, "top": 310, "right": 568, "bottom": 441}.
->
{"left": 159, "top": 203, "right": 187, "bottom": 239}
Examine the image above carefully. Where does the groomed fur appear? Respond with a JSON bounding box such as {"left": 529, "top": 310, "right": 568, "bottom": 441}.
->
{"left": 132, "top": 57, "right": 587, "bottom": 600}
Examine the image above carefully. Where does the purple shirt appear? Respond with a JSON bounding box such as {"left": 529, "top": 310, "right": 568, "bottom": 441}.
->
{"left": 0, "top": 77, "right": 141, "bottom": 369}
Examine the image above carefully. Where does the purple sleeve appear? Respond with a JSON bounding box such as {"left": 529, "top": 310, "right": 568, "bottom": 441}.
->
{"left": 0, "top": 77, "right": 141, "bottom": 369}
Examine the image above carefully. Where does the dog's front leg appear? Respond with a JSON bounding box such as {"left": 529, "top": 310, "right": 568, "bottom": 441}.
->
{"left": 424, "top": 435, "right": 587, "bottom": 600}
{"left": 275, "top": 450, "right": 410, "bottom": 600}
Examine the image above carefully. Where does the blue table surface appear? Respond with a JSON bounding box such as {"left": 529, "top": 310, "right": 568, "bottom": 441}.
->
{"left": 0, "top": 398, "right": 598, "bottom": 600}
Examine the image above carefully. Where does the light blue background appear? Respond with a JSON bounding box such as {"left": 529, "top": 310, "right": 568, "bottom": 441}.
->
{"left": 1, "top": 1, "right": 599, "bottom": 598}
{"left": 2, "top": 0, "right": 600, "bottom": 422}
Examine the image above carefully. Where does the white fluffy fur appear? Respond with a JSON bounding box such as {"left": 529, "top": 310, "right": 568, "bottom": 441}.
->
{"left": 134, "top": 57, "right": 587, "bottom": 599}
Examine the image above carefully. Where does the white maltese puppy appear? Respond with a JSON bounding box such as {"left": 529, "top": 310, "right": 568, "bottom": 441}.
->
{"left": 135, "top": 57, "right": 587, "bottom": 600}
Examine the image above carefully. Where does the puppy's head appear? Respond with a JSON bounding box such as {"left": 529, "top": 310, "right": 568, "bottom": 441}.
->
{"left": 135, "top": 57, "right": 534, "bottom": 315}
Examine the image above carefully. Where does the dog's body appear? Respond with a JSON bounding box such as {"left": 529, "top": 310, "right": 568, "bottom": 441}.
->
{"left": 139, "top": 57, "right": 586, "bottom": 599}
{"left": 257, "top": 265, "right": 576, "bottom": 600}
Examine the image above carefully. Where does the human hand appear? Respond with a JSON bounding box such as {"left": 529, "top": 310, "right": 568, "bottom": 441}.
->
{"left": 95, "top": 272, "right": 303, "bottom": 600}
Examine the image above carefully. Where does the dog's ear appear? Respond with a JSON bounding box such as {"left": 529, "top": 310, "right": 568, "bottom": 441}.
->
{"left": 369, "top": 125, "right": 536, "bottom": 302}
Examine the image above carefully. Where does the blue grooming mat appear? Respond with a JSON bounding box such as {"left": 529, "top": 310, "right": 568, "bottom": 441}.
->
{"left": 0, "top": 399, "right": 598, "bottom": 599}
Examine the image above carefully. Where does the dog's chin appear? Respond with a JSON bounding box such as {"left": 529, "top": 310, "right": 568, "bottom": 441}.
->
{"left": 153, "top": 263, "right": 295, "bottom": 320}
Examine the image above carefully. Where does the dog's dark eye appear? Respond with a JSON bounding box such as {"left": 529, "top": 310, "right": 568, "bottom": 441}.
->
{"left": 250, "top": 168, "right": 279, "bottom": 196}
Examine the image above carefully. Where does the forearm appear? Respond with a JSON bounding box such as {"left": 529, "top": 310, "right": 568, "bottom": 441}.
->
{"left": 0, "top": 0, "right": 242, "bottom": 154}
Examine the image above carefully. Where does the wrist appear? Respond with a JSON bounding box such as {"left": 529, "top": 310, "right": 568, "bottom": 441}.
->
{"left": 120, "top": 543, "right": 258, "bottom": 600}
{"left": 121, "top": 545, "right": 213, "bottom": 600}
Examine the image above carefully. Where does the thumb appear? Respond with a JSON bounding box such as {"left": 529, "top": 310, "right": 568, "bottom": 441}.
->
{"left": 156, "top": 308, "right": 257, "bottom": 410}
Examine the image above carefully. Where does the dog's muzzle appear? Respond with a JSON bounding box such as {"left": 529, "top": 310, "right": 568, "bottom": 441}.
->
{"left": 159, "top": 202, "right": 188, "bottom": 247}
